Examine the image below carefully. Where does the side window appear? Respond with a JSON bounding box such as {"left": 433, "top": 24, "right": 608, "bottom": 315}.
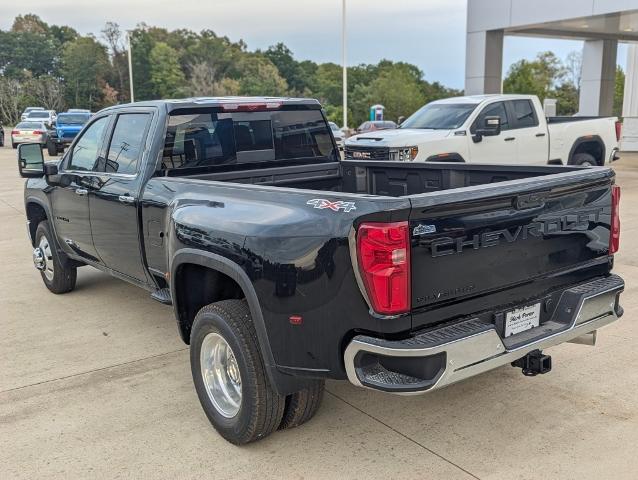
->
{"left": 68, "top": 116, "right": 109, "bottom": 171}
{"left": 511, "top": 100, "right": 538, "bottom": 128}
{"left": 474, "top": 102, "right": 509, "bottom": 132}
{"left": 103, "top": 113, "right": 151, "bottom": 174}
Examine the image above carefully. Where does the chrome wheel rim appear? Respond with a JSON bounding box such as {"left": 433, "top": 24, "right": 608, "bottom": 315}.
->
{"left": 37, "top": 236, "right": 55, "bottom": 281}
{"left": 200, "top": 333, "right": 242, "bottom": 418}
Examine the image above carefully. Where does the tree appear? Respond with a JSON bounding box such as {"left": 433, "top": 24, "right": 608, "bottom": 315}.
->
{"left": 614, "top": 66, "right": 625, "bottom": 118}
{"left": 149, "top": 42, "right": 186, "bottom": 99}
{"left": 553, "top": 83, "right": 579, "bottom": 115}
{"left": 236, "top": 54, "right": 288, "bottom": 96}
{"left": 564, "top": 50, "right": 582, "bottom": 90}
{"left": 503, "top": 51, "right": 565, "bottom": 103}
{"left": 187, "top": 63, "right": 240, "bottom": 96}
{"left": 264, "top": 43, "right": 308, "bottom": 94}
{"left": 61, "top": 36, "right": 110, "bottom": 109}
{"left": 129, "top": 25, "right": 157, "bottom": 101}
{"left": 26, "top": 76, "right": 66, "bottom": 111}
{"left": 0, "top": 78, "right": 23, "bottom": 124}
{"left": 102, "top": 22, "right": 129, "bottom": 102}
{"left": 0, "top": 30, "right": 59, "bottom": 79}
{"left": 364, "top": 64, "right": 427, "bottom": 125}
{"left": 11, "top": 14, "right": 48, "bottom": 34}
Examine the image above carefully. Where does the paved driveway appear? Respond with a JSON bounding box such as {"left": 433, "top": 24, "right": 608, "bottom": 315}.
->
{"left": 1, "top": 138, "right": 636, "bottom": 479}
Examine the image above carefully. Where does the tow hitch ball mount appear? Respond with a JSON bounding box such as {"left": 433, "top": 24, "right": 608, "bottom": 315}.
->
{"left": 511, "top": 350, "right": 552, "bottom": 377}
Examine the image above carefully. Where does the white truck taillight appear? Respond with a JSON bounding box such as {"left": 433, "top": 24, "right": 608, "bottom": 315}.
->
{"left": 356, "top": 222, "right": 411, "bottom": 315}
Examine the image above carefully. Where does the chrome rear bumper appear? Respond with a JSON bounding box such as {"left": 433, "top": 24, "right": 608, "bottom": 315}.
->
{"left": 344, "top": 275, "right": 624, "bottom": 395}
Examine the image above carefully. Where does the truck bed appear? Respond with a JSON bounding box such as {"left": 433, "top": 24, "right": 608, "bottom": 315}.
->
{"left": 170, "top": 160, "right": 587, "bottom": 197}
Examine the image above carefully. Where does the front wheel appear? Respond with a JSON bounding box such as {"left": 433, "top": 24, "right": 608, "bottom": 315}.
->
{"left": 190, "top": 299, "right": 286, "bottom": 444}
{"left": 34, "top": 220, "right": 77, "bottom": 294}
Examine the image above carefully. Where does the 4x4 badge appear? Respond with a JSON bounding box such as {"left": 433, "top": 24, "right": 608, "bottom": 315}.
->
{"left": 307, "top": 199, "right": 357, "bottom": 213}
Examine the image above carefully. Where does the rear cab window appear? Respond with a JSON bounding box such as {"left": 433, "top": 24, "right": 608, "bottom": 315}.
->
{"left": 510, "top": 100, "right": 539, "bottom": 128}
{"left": 161, "top": 106, "right": 337, "bottom": 174}
{"left": 102, "top": 113, "right": 151, "bottom": 175}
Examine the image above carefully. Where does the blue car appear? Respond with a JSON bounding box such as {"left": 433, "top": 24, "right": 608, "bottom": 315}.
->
{"left": 46, "top": 111, "right": 91, "bottom": 156}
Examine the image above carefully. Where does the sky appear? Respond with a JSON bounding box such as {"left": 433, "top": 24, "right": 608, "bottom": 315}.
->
{"left": 0, "top": 0, "right": 628, "bottom": 89}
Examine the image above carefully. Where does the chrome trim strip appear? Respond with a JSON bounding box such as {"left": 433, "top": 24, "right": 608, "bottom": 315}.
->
{"left": 344, "top": 285, "right": 622, "bottom": 395}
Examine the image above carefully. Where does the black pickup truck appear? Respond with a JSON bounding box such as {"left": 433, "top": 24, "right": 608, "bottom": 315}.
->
{"left": 18, "top": 97, "right": 624, "bottom": 444}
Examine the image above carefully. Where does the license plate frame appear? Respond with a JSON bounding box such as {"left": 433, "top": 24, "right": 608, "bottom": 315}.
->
{"left": 503, "top": 302, "right": 541, "bottom": 337}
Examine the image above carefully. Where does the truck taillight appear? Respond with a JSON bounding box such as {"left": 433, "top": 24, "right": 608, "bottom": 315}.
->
{"left": 615, "top": 121, "right": 622, "bottom": 142}
{"left": 356, "top": 221, "right": 410, "bottom": 315}
{"left": 610, "top": 185, "right": 621, "bottom": 254}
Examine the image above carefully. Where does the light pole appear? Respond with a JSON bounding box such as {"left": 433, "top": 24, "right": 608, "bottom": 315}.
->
{"left": 127, "top": 31, "right": 135, "bottom": 103}
{"left": 342, "top": 0, "right": 347, "bottom": 129}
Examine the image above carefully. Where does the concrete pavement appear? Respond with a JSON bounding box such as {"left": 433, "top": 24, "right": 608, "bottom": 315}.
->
{"left": 1, "top": 139, "right": 636, "bottom": 479}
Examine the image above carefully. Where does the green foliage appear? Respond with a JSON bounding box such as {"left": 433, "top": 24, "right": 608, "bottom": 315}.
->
{"left": 61, "top": 36, "right": 110, "bottom": 110}
{"left": 149, "top": 42, "right": 186, "bottom": 99}
{"left": 553, "top": 83, "right": 579, "bottom": 116}
{"left": 503, "top": 52, "right": 565, "bottom": 103}
{"left": 614, "top": 66, "right": 625, "bottom": 118}
{"left": 1, "top": 13, "right": 464, "bottom": 123}
{"left": 236, "top": 54, "right": 288, "bottom": 96}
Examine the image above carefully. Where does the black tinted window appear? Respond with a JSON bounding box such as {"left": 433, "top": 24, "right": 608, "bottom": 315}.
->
{"left": 104, "top": 113, "right": 151, "bottom": 174}
{"left": 162, "top": 108, "right": 335, "bottom": 172}
{"left": 69, "top": 116, "right": 109, "bottom": 171}
{"left": 474, "top": 102, "right": 509, "bottom": 132}
{"left": 512, "top": 100, "right": 538, "bottom": 128}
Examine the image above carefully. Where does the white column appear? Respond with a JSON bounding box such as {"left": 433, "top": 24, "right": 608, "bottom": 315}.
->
{"left": 465, "top": 29, "right": 504, "bottom": 95}
{"left": 622, "top": 43, "right": 638, "bottom": 151}
{"left": 579, "top": 39, "right": 618, "bottom": 116}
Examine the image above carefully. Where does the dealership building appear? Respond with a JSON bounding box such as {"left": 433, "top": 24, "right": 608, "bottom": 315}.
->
{"left": 465, "top": 0, "right": 638, "bottom": 150}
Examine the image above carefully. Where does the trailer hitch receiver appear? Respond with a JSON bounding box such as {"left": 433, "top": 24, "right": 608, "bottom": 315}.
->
{"left": 511, "top": 350, "right": 552, "bottom": 376}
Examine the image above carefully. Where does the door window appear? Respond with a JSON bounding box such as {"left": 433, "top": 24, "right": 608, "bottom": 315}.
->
{"left": 68, "top": 116, "right": 109, "bottom": 171}
{"left": 473, "top": 102, "right": 509, "bottom": 132}
{"left": 103, "top": 113, "right": 151, "bottom": 174}
{"left": 511, "top": 100, "right": 538, "bottom": 128}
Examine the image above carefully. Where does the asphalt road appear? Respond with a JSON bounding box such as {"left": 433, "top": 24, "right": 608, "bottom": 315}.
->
{"left": 1, "top": 137, "right": 636, "bottom": 479}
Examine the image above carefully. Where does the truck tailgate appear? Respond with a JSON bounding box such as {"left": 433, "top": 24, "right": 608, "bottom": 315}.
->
{"left": 409, "top": 168, "right": 615, "bottom": 313}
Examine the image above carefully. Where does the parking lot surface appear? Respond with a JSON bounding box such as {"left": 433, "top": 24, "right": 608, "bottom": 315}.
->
{"left": 1, "top": 136, "right": 636, "bottom": 479}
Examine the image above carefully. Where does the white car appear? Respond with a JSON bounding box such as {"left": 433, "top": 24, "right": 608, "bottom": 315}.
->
{"left": 26, "top": 109, "right": 57, "bottom": 127}
{"left": 20, "top": 107, "right": 44, "bottom": 121}
{"left": 345, "top": 94, "right": 621, "bottom": 166}
{"left": 329, "top": 122, "right": 345, "bottom": 150}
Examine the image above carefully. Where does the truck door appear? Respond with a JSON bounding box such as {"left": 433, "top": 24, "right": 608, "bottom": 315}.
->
{"left": 507, "top": 99, "right": 549, "bottom": 165}
{"left": 50, "top": 115, "right": 111, "bottom": 262}
{"left": 89, "top": 111, "right": 153, "bottom": 283}
{"left": 467, "top": 101, "right": 517, "bottom": 164}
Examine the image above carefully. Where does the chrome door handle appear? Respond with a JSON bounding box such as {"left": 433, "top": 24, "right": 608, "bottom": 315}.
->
{"left": 75, "top": 188, "right": 88, "bottom": 196}
{"left": 118, "top": 195, "right": 135, "bottom": 204}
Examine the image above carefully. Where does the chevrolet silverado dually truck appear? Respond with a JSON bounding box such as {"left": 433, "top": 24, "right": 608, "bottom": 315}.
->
{"left": 346, "top": 94, "right": 622, "bottom": 166}
{"left": 18, "top": 97, "right": 624, "bottom": 445}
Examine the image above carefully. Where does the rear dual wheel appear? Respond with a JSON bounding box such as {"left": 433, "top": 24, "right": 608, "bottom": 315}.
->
{"left": 190, "top": 299, "right": 324, "bottom": 444}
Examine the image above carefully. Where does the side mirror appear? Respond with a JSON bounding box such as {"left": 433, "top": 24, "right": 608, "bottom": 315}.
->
{"left": 18, "top": 143, "right": 45, "bottom": 178}
{"left": 472, "top": 116, "right": 502, "bottom": 143}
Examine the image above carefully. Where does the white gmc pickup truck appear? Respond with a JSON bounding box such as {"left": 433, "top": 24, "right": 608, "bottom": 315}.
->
{"left": 345, "top": 94, "right": 621, "bottom": 166}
